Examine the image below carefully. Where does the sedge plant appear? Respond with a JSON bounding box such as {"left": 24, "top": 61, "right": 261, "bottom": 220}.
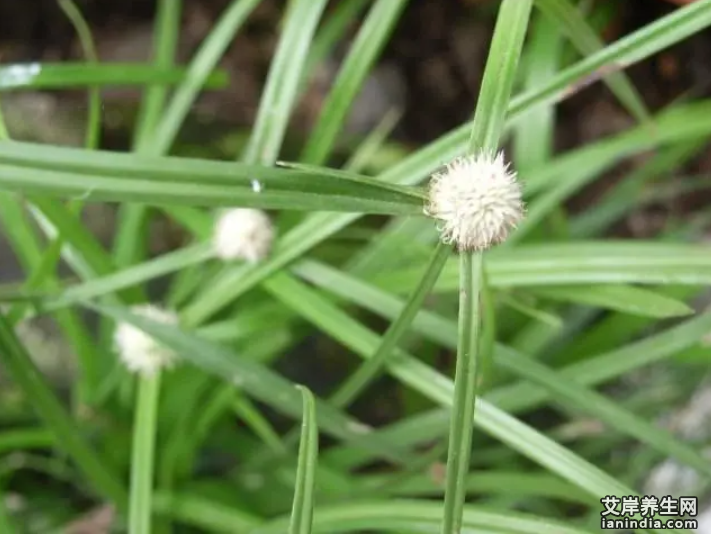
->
{"left": 0, "top": 0, "right": 710, "bottom": 533}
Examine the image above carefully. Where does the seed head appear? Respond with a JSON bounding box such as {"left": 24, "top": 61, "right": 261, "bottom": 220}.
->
{"left": 114, "top": 304, "right": 178, "bottom": 377}
{"left": 212, "top": 208, "right": 274, "bottom": 263}
{"left": 425, "top": 151, "right": 524, "bottom": 252}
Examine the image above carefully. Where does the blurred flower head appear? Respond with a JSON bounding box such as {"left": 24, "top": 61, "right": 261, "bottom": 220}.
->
{"left": 114, "top": 304, "right": 178, "bottom": 377}
{"left": 212, "top": 208, "right": 274, "bottom": 263}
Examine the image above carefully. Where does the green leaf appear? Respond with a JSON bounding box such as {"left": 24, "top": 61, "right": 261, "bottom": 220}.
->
{"left": 490, "top": 308, "right": 711, "bottom": 414}
{"left": 86, "top": 301, "right": 415, "bottom": 466}
{"left": 329, "top": 242, "right": 450, "bottom": 408}
{"left": 113, "top": 0, "right": 262, "bottom": 280}
{"left": 180, "top": 53, "right": 711, "bottom": 325}
{"left": 288, "top": 386, "right": 318, "bottom": 534}
{"left": 570, "top": 140, "right": 705, "bottom": 237}
{"left": 59, "top": 0, "right": 102, "bottom": 150}
{"left": 512, "top": 0, "right": 711, "bottom": 122}
{"left": 28, "top": 244, "right": 213, "bottom": 314}
{"left": 493, "top": 346, "right": 711, "bottom": 479}
{"left": 150, "top": 0, "right": 262, "bottom": 156}
{"left": 0, "top": 63, "right": 226, "bottom": 91}
{"left": 359, "top": 470, "right": 589, "bottom": 503}
{"left": 299, "top": 0, "right": 409, "bottom": 165}
{"left": 260, "top": 274, "right": 650, "bottom": 516}
{"left": 294, "top": 257, "right": 711, "bottom": 416}
{"left": 154, "top": 492, "right": 261, "bottom": 532}
{"left": 467, "top": 0, "right": 533, "bottom": 153}
{"left": 0, "top": 143, "right": 423, "bottom": 213}
{"left": 0, "top": 312, "right": 126, "bottom": 507}
{"left": 514, "top": 10, "right": 562, "bottom": 169}
{"left": 0, "top": 428, "right": 54, "bottom": 454}
{"left": 527, "top": 284, "right": 694, "bottom": 318}
{"left": 248, "top": 500, "right": 598, "bottom": 534}
{"left": 274, "top": 264, "right": 707, "bottom": 531}
{"left": 241, "top": 0, "right": 329, "bottom": 165}
{"left": 535, "top": 0, "right": 649, "bottom": 123}
{"left": 132, "top": 0, "right": 182, "bottom": 151}
{"left": 369, "top": 241, "right": 711, "bottom": 291}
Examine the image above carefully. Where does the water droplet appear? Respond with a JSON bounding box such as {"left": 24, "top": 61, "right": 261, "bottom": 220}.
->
{"left": 251, "top": 179, "right": 263, "bottom": 193}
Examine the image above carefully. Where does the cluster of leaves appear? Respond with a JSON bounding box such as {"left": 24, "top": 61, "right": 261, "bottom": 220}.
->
{"left": 0, "top": 0, "right": 710, "bottom": 533}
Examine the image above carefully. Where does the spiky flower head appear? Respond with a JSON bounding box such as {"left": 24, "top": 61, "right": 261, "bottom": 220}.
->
{"left": 212, "top": 208, "right": 274, "bottom": 263}
{"left": 113, "top": 304, "right": 178, "bottom": 377}
{"left": 425, "top": 151, "right": 524, "bottom": 252}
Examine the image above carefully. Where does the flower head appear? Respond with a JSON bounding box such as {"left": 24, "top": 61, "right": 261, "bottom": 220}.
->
{"left": 212, "top": 208, "right": 274, "bottom": 263}
{"left": 425, "top": 151, "right": 524, "bottom": 252}
{"left": 113, "top": 304, "right": 178, "bottom": 377}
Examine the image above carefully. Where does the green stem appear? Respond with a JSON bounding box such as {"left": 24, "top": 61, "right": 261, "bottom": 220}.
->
{"left": 330, "top": 241, "right": 451, "bottom": 408}
{"left": 441, "top": 252, "right": 484, "bottom": 534}
{"left": 129, "top": 372, "right": 162, "bottom": 534}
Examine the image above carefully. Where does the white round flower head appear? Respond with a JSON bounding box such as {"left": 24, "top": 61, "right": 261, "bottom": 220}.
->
{"left": 425, "top": 151, "right": 524, "bottom": 252}
{"left": 212, "top": 208, "right": 274, "bottom": 263}
{"left": 114, "top": 304, "right": 179, "bottom": 377}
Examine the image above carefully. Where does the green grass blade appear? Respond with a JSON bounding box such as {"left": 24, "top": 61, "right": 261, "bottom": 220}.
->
{"left": 330, "top": 242, "right": 450, "bottom": 408}
{"left": 241, "top": 0, "right": 329, "bottom": 165}
{"left": 570, "top": 140, "right": 705, "bottom": 237}
{"left": 113, "top": 0, "right": 184, "bottom": 270}
{"left": 514, "top": 9, "right": 561, "bottom": 169}
{"left": 0, "top": 312, "right": 126, "bottom": 507}
{"left": 288, "top": 386, "right": 318, "bottom": 534}
{"left": 467, "top": 0, "right": 533, "bottom": 152}
{"left": 360, "top": 470, "right": 589, "bottom": 502}
{"left": 527, "top": 284, "right": 693, "bottom": 318}
{"left": 297, "top": 260, "right": 711, "bottom": 443}
{"left": 344, "top": 108, "right": 402, "bottom": 172}
{"left": 128, "top": 373, "right": 162, "bottom": 534}
{"left": 132, "top": 0, "right": 182, "bottom": 150}
{"left": 153, "top": 492, "right": 262, "bottom": 531}
{"left": 87, "top": 301, "right": 414, "bottom": 466}
{"left": 260, "top": 274, "right": 656, "bottom": 524}
{"left": 494, "top": 347, "right": 711, "bottom": 478}
{"left": 179, "top": 51, "right": 711, "bottom": 325}
{"left": 30, "top": 244, "right": 212, "bottom": 314}
{"left": 0, "top": 165, "right": 422, "bottom": 214}
{"left": 511, "top": 0, "right": 711, "bottom": 123}
{"left": 0, "top": 428, "right": 54, "bottom": 454}
{"left": 369, "top": 241, "right": 711, "bottom": 291}
{"left": 247, "top": 500, "right": 598, "bottom": 534}
{"left": 491, "top": 310, "right": 711, "bottom": 414}
{"left": 58, "top": 0, "right": 101, "bottom": 150}
{"left": 303, "top": 0, "right": 371, "bottom": 83}
{"left": 0, "top": 63, "right": 226, "bottom": 91}
{"left": 232, "top": 393, "right": 287, "bottom": 455}
{"left": 151, "top": 0, "right": 262, "bottom": 155}
{"left": 300, "top": 0, "right": 408, "bottom": 165}
{"left": 25, "top": 197, "right": 122, "bottom": 283}
{"left": 535, "top": 0, "right": 650, "bottom": 123}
